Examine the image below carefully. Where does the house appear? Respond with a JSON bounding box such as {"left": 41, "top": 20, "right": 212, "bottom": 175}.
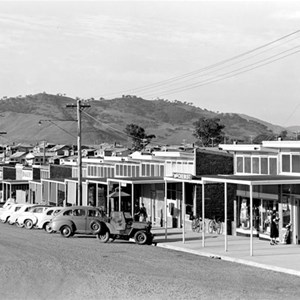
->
{"left": 8, "top": 151, "right": 27, "bottom": 164}
{"left": 25, "top": 152, "right": 54, "bottom": 166}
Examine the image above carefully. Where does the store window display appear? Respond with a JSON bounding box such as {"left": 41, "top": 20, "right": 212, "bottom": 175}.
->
{"left": 240, "top": 199, "right": 249, "bottom": 229}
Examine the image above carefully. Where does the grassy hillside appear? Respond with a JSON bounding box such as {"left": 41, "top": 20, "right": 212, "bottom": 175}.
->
{"left": 0, "top": 93, "right": 288, "bottom": 146}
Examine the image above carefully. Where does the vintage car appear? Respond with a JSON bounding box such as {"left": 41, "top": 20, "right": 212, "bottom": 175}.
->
{"left": 16, "top": 205, "right": 51, "bottom": 229}
{"left": 0, "top": 203, "right": 26, "bottom": 223}
{"left": 8, "top": 204, "right": 38, "bottom": 226}
{"left": 96, "top": 211, "right": 154, "bottom": 245}
{"left": 36, "top": 206, "right": 64, "bottom": 233}
{"left": 0, "top": 199, "right": 16, "bottom": 217}
{"left": 49, "top": 206, "right": 108, "bottom": 238}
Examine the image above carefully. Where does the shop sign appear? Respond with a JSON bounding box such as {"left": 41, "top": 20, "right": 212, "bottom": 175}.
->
{"left": 173, "top": 172, "right": 194, "bottom": 180}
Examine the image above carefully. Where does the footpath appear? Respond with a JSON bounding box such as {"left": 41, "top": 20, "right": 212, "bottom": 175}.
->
{"left": 152, "top": 227, "right": 300, "bottom": 277}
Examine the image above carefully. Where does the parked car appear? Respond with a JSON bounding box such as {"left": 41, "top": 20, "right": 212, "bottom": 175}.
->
{"left": 0, "top": 199, "right": 16, "bottom": 217}
{"left": 16, "top": 205, "right": 51, "bottom": 229}
{"left": 97, "top": 211, "right": 154, "bottom": 245}
{"left": 36, "top": 206, "right": 64, "bottom": 233}
{"left": 8, "top": 204, "right": 37, "bottom": 225}
{"left": 50, "top": 206, "right": 108, "bottom": 238}
{"left": 0, "top": 204, "right": 26, "bottom": 223}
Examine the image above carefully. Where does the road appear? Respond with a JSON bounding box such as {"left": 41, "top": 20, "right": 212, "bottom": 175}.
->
{"left": 0, "top": 223, "right": 299, "bottom": 300}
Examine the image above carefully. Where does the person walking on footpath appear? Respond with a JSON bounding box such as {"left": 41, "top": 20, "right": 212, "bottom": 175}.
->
{"left": 270, "top": 211, "right": 279, "bottom": 245}
{"left": 138, "top": 203, "right": 147, "bottom": 222}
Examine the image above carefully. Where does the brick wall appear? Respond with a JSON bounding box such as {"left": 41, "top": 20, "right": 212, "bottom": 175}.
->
{"left": 195, "top": 149, "right": 235, "bottom": 221}
{"left": 50, "top": 165, "right": 72, "bottom": 179}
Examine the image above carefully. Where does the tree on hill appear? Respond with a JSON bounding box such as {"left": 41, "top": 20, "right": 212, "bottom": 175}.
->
{"left": 193, "top": 118, "right": 225, "bottom": 147}
{"left": 125, "top": 124, "right": 156, "bottom": 151}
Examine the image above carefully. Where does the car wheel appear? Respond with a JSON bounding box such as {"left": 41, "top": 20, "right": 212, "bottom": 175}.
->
{"left": 24, "top": 219, "right": 34, "bottom": 229}
{"left": 44, "top": 222, "right": 53, "bottom": 233}
{"left": 134, "top": 230, "right": 148, "bottom": 245}
{"left": 16, "top": 222, "right": 24, "bottom": 228}
{"left": 60, "top": 225, "right": 73, "bottom": 238}
{"left": 97, "top": 230, "right": 110, "bottom": 243}
{"left": 90, "top": 220, "right": 102, "bottom": 234}
{"left": 1, "top": 217, "right": 8, "bottom": 223}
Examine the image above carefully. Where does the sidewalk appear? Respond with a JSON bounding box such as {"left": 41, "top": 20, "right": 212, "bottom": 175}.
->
{"left": 152, "top": 227, "right": 300, "bottom": 277}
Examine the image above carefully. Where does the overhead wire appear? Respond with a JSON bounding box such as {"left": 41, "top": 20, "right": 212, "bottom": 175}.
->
{"left": 99, "top": 30, "right": 300, "bottom": 98}
{"left": 140, "top": 36, "right": 300, "bottom": 94}
{"left": 81, "top": 109, "right": 165, "bottom": 146}
{"left": 143, "top": 46, "right": 300, "bottom": 98}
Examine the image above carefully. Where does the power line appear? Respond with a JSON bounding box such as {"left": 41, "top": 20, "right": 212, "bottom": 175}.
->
{"left": 81, "top": 109, "right": 165, "bottom": 147}
{"left": 143, "top": 46, "right": 300, "bottom": 98}
{"left": 98, "top": 30, "right": 300, "bottom": 98}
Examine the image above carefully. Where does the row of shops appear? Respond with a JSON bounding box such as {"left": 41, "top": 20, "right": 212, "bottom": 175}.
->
{"left": 1, "top": 143, "right": 300, "bottom": 249}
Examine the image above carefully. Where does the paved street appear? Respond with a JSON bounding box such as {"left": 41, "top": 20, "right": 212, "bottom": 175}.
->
{"left": 0, "top": 223, "right": 300, "bottom": 300}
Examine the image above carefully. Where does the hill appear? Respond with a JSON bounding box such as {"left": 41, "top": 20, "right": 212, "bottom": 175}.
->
{"left": 0, "top": 93, "right": 290, "bottom": 146}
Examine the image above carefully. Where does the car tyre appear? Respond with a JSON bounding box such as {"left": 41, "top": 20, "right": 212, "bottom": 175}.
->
{"left": 16, "top": 221, "right": 24, "bottom": 228}
{"left": 1, "top": 217, "right": 8, "bottom": 223}
{"left": 24, "top": 219, "right": 34, "bottom": 229}
{"left": 60, "top": 225, "right": 73, "bottom": 238}
{"left": 44, "top": 222, "right": 53, "bottom": 233}
{"left": 97, "top": 230, "right": 110, "bottom": 243}
{"left": 134, "top": 230, "right": 148, "bottom": 245}
{"left": 90, "top": 220, "right": 102, "bottom": 234}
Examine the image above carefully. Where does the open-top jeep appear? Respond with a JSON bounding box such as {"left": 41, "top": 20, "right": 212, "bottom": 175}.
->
{"left": 93, "top": 211, "right": 154, "bottom": 245}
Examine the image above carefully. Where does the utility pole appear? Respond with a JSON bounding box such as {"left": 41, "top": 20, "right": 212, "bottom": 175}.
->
{"left": 66, "top": 100, "right": 90, "bottom": 206}
{"left": 0, "top": 132, "right": 7, "bottom": 162}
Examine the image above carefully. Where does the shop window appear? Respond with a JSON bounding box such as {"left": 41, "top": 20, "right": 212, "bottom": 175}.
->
{"left": 282, "top": 155, "right": 290, "bottom": 172}
{"left": 269, "top": 158, "right": 277, "bottom": 175}
{"left": 261, "top": 157, "right": 268, "bottom": 174}
{"left": 245, "top": 157, "right": 251, "bottom": 173}
{"left": 252, "top": 157, "right": 259, "bottom": 174}
{"left": 160, "top": 165, "right": 164, "bottom": 176}
{"left": 236, "top": 157, "right": 244, "bottom": 173}
{"left": 151, "top": 164, "right": 154, "bottom": 176}
{"left": 282, "top": 197, "right": 291, "bottom": 227}
{"left": 292, "top": 155, "right": 300, "bottom": 173}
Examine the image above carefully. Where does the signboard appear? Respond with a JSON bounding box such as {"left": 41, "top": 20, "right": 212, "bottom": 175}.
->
{"left": 173, "top": 172, "right": 194, "bottom": 180}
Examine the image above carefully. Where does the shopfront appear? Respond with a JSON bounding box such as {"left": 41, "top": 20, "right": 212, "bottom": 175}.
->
{"left": 202, "top": 175, "right": 300, "bottom": 253}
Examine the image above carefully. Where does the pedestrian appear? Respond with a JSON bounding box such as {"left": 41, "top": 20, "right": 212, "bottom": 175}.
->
{"left": 134, "top": 204, "right": 140, "bottom": 221}
{"left": 270, "top": 211, "right": 279, "bottom": 245}
{"left": 138, "top": 203, "right": 147, "bottom": 222}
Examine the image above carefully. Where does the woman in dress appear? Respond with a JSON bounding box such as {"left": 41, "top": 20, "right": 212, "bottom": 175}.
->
{"left": 270, "top": 211, "right": 279, "bottom": 245}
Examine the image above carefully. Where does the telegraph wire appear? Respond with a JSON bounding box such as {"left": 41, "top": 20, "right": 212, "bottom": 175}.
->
{"left": 143, "top": 46, "right": 300, "bottom": 98}
{"left": 81, "top": 109, "right": 166, "bottom": 147}
{"left": 99, "top": 30, "right": 300, "bottom": 98}
{"left": 143, "top": 37, "right": 300, "bottom": 93}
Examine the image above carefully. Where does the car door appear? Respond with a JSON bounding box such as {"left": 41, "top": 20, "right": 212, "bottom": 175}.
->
{"left": 86, "top": 208, "right": 99, "bottom": 233}
{"left": 72, "top": 208, "right": 87, "bottom": 232}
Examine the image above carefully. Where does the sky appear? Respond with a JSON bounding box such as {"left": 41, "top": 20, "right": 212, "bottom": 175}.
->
{"left": 1, "top": 0, "right": 300, "bottom": 127}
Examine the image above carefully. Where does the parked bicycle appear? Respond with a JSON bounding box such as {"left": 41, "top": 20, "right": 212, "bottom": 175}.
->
{"left": 191, "top": 216, "right": 205, "bottom": 233}
{"left": 208, "top": 217, "right": 223, "bottom": 234}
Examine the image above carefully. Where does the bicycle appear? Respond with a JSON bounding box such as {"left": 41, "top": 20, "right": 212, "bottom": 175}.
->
{"left": 208, "top": 217, "right": 223, "bottom": 234}
{"left": 191, "top": 216, "right": 205, "bottom": 233}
